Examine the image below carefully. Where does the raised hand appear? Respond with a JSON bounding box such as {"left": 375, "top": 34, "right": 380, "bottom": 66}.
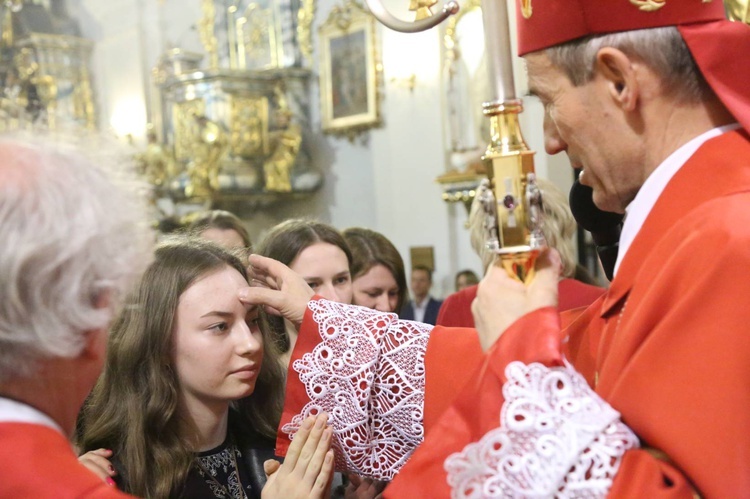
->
{"left": 261, "top": 412, "right": 334, "bottom": 499}
{"left": 239, "top": 254, "right": 315, "bottom": 329}
{"left": 472, "top": 249, "right": 561, "bottom": 351}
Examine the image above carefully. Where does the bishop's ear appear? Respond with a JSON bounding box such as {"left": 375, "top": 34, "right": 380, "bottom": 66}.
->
{"left": 594, "top": 47, "right": 639, "bottom": 111}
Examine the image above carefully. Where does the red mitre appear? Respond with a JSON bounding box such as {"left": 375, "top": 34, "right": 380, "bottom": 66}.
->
{"left": 515, "top": 0, "right": 750, "bottom": 132}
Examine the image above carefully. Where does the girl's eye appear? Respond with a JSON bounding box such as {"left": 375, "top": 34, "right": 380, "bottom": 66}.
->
{"left": 306, "top": 281, "right": 320, "bottom": 290}
{"left": 209, "top": 322, "right": 229, "bottom": 333}
{"left": 335, "top": 276, "right": 350, "bottom": 285}
{"left": 366, "top": 292, "right": 379, "bottom": 298}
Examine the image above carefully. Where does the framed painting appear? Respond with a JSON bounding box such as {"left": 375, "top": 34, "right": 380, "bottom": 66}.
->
{"left": 318, "top": 0, "right": 380, "bottom": 137}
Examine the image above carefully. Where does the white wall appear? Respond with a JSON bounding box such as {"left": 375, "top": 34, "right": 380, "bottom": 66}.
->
{"left": 73, "top": 0, "right": 573, "bottom": 299}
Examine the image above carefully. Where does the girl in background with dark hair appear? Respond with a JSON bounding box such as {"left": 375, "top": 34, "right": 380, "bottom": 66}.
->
{"left": 186, "top": 209, "right": 253, "bottom": 251}
{"left": 78, "top": 238, "right": 333, "bottom": 498}
{"left": 256, "top": 219, "right": 353, "bottom": 368}
{"left": 342, "top": 227, "right": 406, "bottom": 313}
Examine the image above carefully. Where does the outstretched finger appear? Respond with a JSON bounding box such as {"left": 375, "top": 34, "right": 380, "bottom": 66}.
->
{"left": 312, "top": 450, "right": 335, "bottom": 497}
{"left": 294, "top": 413, "right": 329, "bottom": 475}
{"left": 282, "top": 414, "right": 316, "bottom": 470}
{"left": 302, "top": 426, "right": 333, "bottom": 487}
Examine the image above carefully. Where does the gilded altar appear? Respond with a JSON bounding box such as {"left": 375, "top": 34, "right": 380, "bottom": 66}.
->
{"left": 150, "top": 0, "right": 321, "bottom": 206}
{"left": 0, "top": 2, "right": 96, "bottom": 131}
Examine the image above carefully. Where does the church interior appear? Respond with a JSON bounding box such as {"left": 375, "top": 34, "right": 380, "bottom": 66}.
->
{"left": 1, "top": 0, "right": 596, "bottom": 295}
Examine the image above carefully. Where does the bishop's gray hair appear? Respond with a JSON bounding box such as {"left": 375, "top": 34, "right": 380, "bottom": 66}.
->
{"left": 0, "top": 130, "right": 154, "bottom": 381}
{"left": 546, "top": 26, "right": 712, "bottom": 105}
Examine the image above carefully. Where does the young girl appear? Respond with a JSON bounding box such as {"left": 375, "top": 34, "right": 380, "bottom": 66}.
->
{"left": 78, "top": 238, "right": 333, "bottom": 498}
{"left": 342, "top": 227, "right": 406, "bottom": 313}
{"left": 256, "top": 219, "right": 353, "bottom": 367}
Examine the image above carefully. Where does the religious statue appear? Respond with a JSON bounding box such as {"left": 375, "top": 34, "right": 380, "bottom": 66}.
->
{"left": 184, "top": 112, "right": 228, "bottom": 199}
{"left": 136, "top": 126, "right": 176, "bottom": 188}
{"left": 263, "top": 120, "right": 300, "bottom": 192}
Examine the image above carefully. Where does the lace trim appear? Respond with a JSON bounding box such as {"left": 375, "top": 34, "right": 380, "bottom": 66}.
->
{"left": 282, "top": 299, "right": 431, "bottom": 480}
{"left": 445, "top": 360, "right": 639, "bottom": 498}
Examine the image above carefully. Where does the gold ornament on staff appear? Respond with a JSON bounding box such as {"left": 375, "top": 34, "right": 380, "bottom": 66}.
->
{"left": 363, "top": 0, "right": 546, "bottom": 282}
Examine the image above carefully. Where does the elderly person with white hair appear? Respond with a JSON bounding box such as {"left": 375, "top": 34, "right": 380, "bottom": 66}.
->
{"left": 0, "top": 132, "right": 153, "bottom": 497}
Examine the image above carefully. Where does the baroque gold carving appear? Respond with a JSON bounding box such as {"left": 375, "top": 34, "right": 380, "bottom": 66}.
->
{"left": 520, "top": 0, "right": 532, "bottom": 19}
{"left": 629, "top": 0, "right": 666, "bottom": 12}
{"left": 199, "top": 0, "right": 220, "bottom": 69}
{"left": 297, "top": 0, "right": 317, "bottom": 61}
{"left": 230, "top": 95, "right": 269, "bottom": 158}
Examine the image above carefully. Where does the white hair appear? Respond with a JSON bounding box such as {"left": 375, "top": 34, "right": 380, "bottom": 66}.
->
{"left": 0, "top": 130, "right": 154, "bottom": 381}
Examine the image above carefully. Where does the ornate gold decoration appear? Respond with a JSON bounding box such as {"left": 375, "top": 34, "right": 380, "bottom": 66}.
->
{"left": 198, "top": 0, "right": 220, "bottom": 69}
{"left": 727, "top": 0, "right": 750, "bottom": 24}
{"left": 137, "top": 126, "right": 176, "bottom": 187}
{"left": 520, "top": 0, "right": 533, "bottom": 19}
{"left": 297, "top": 0, "right": 317, "bottom": 61}
{"left": 235, "top": 3, "right": 278, "bottom": 69}
{"left": 230, "top": 95, "right": 269, "bottom": 158}
{"left": 409, "top": 0, "right": 438, "bottom": 21}
{"left": 629, "top": 0, "right": 666, "bottom": 12}
{"left": 173, "top": 100, "right": 206, "bottom": 162}
{"left": 264, "top": 122, "right": 300, "bottom": 192}
{"left": 319, "top": 0, "right": 381, "bottom": 140}
{"left": 184, "top": 114, "right": 228, "bottom": 199}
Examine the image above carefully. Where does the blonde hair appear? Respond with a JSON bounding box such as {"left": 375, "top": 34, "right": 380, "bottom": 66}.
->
{"left": 469, "top": 177, "right": 577, "bottom": 277}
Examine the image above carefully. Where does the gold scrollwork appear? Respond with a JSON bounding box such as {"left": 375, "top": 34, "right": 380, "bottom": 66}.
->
{"left": 263, "top": 122, "right": 300, "bottom": 192}
{"left": 297, "top": 0, "right": 317, "bottom": 62}
{"left": 173, "top": 100, "right": 206, "bottom": 162}
{"left": 230, "top": 96, "right": 269, "bottom": 158}
{"left": 726, "top": 0, "right": 749, "bottom": 24}
{"left": 520, "top": 0, "right": 532, "bottom": 19}
{"left": 629, "top": 0, "right": 666, "bottom": 12}
{"left": 198, "top": 0, "right": 220, "bottom": 69}
{"left": 409, "top": 0, "right": 438, "bottom": 21}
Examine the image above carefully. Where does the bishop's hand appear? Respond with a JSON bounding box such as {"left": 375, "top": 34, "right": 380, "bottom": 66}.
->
{"left": 472, "top": 248, "right": 561, "bottom": 351}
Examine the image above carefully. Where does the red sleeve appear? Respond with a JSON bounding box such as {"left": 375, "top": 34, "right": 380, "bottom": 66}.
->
{"left": 387, "top": 307, "right": 563, "bottom": 498}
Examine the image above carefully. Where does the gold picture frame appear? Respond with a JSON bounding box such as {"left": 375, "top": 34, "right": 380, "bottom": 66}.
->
{"left": 319, "top": 0, "right": 380, "bottom": 139}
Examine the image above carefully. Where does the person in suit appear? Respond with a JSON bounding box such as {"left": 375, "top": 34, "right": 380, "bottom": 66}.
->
{"left": 0, "top": 131, "right": 154, "bottom": 497}
{"left": 399, "top": 265, "right": 442, "bottom": 325}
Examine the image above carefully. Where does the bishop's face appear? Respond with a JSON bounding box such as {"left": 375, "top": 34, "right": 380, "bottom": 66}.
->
{"left": 525, "top": 51, "right": 644, "bottom": 214}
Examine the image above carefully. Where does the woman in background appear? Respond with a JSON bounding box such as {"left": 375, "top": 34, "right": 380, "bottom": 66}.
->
{"left": 78, "top": 238, "right": 333, "bottom": 498}
{"left": 186, "top": 209, "right": 252, "bottom": 251}
{"left": 256, "top": 219, "right": 353, "bottom": 368}
{"left": 342, "top": 227, "right": 406, "bottom": 314}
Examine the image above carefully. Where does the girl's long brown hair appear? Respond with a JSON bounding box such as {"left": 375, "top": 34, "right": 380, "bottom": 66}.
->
{"left": 77, "top": 237, "right": 284, "bottom": 498}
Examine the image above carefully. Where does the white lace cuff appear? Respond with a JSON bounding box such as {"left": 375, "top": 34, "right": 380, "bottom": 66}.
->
{"left": 445, "top": 360, "right": 639, "bottom": 498}
{"left": 281, "top": 299, "right": 431, "bottom": 480}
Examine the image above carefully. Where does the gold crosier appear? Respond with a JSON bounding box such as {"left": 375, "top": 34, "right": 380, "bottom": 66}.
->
{"left": 361, "top": 0, "right": 545, "bottom": 282}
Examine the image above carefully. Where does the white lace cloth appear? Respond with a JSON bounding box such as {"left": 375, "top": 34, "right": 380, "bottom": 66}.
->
{"left": 445, "top": 361, "right": 639, "bottom": 498}
{"left": 281, "top": 299, "right": 432, "bottom": 480}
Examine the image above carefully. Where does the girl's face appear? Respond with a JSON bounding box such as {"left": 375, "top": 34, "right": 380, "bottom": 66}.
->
{"left": 352, "top": 264, "right": 399, "bottom": 313}
{"left": 289, "top": 242, "right": 353, "bottom": 304}
{"left": 172, "top": 265, "right": 263, "bottom": 414}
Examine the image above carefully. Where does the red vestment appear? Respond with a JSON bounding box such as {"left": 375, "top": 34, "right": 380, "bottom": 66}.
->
{"left": 277, "top": 130, "right": 750, "bottom": 497}
{"left": 436, "top": 278, "right": 605, "bottom": 328}
{"left": 0, "top": 422, "right": 135, "bottom": 498}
